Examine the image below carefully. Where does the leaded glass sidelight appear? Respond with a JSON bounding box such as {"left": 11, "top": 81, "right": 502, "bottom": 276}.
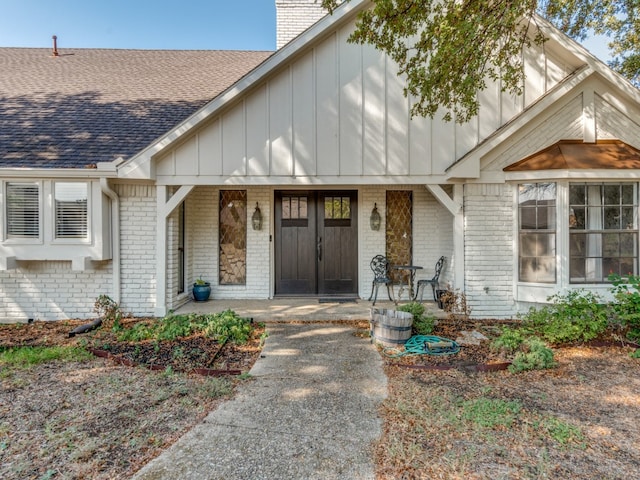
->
{"left": 386, "top": 191, "right": 413, "bottom": 284}
{"left": 219, "top": 191, "right": 247, "bottom": 285}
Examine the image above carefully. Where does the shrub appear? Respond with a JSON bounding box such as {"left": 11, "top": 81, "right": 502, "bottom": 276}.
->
{"left": 398, "top": 302, "right": 435, "bottom": 335}
{"left": 519, "top": 290, "right": 608, "bottom": 344}
{"left": 440, "top": 289, "right": 471, "bottom": 320}
{"left": 609, "top": 273, "right": 640, "bottom": 342}
{"left": 200, "top": 310, "right": 253, "bottom": 344}
{"left": 94, "top": 295, "right": 123, "bottom": 330}
{"left": 116, "top": 310, "right": 253, "bottom": 344}
{"left": 491, "top": 326, "right": 529, "bottom": 353}
{"left": 509, "top": 337, "right": 556, "bottom": 373}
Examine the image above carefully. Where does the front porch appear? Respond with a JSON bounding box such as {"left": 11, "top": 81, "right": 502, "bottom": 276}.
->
{"left": 173, "top": 298, "right": 445, "bottom": 323}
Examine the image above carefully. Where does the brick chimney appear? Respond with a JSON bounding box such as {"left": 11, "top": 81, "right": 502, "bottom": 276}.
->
{"left": 276, "top": 0, "right": 328, "bottom": 49}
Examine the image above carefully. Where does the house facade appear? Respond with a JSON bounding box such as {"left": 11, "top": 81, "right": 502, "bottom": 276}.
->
{"left": 2, "top": 0, "right": 640, "bottom": 322}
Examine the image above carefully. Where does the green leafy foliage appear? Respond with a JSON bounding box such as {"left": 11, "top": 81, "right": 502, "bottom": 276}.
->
{"left": 492, "top": 290, "right": 606, "bottom": 371}
{"left": 509, "top": 337, "right": 556, "bottom": 373}
{"left": 117, "top": 310, "right": 253, "bottom": 344}
{"left": 609, "top": 273, "right": 640, "bottom": 342}
{"left": 519, "top": 290, "right": 608, "bottom": 344}
{"left": 398, "top": 302, "right": 435, "bottom": 335}
{"left": 491, "top": 327, "right": 528, "bottom": 353}
{"left": 540, "top": 416, "right": 585, "bottom": 447}
{"left": 321, "top": 1, "right": 640, "bottom": 123}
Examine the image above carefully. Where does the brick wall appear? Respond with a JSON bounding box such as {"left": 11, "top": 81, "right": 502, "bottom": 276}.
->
{"left": 464, "top": 183, "right": 516, "bottom": 318}
{"left": 0, "top": 261, "right": 112, "bottom": 322}
{"left": 359, "top": 185, "right": 454, "bottom": 301}
{"left": 276, "top": 0, "right": 328, "bottom": 49}
{"left": 184, "top": 186, "right": 271, "bottom": 302}
{"left": 117, "top": 184, "right": 157, "bottom": 317}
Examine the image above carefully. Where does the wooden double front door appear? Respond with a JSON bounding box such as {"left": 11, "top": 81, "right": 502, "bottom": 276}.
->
{"left": 275, "top": 191, "right": 358, "bottom": 296}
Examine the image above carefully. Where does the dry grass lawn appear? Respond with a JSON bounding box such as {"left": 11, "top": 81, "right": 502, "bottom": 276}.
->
{"left": 1, "top": 318, "right": 640, "bottom": 479}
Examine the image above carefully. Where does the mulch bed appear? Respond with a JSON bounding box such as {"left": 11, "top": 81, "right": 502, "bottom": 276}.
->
{"left": 0, "top": 317, "right": 265, "bottom": 375}
{"left": 372, "top": 316, "right": 640, "bottom": 372}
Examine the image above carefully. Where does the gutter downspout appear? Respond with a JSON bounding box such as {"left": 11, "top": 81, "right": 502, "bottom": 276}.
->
{"left": 100, "top": 178, "right": 120, "bottom": 304}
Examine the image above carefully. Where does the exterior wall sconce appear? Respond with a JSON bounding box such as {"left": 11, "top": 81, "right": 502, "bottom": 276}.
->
{"left": 370, "top": 203, "right": 381, "bottom": 231}
{"left": 252, "top": 202, "right": 263, "bottom": 231}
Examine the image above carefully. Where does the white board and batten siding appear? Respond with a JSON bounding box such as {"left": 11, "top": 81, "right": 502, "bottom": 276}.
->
{"left": 155, "top": 20, "right": 583, "bottom": 185}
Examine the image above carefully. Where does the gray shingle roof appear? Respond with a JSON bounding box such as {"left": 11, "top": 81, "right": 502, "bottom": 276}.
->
{"left": 0, "top": 48, "right": 273, "bottom": 168}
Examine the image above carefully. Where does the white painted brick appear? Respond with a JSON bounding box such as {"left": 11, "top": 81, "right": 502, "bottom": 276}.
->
{"left": 276, "top": 0, "right": 328, "bottom": 49}
{"left": 462, "top": 183, "right": 516, "bottom": 318}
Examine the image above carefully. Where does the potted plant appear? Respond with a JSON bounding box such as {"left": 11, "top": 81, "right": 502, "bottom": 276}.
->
{"left": 193, "top": 277, "right": 211, "bottom": 302}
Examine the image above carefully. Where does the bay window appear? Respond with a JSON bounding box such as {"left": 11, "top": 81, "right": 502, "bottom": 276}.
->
{"left": 1, "top": 180, "right": 110, "bottom": 267}
{"left": 517, "top": 181, "right": 639, "bottom": 291}
{"left": 569, "top": 183, "right": 638, "bottom": 283}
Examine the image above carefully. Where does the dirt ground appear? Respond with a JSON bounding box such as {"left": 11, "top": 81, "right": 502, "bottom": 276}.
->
{"left": 374, "top": 318, "right": 640, "bottom": 479}
{"left": 1, "top": 318, "right": 639, "bottom": 479}
{"left": 0, "top": 319, "right": 264, "bottom": 480}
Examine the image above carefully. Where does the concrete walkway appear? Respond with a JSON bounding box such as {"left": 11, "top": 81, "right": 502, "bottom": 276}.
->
{"left": 132, "top": 322, "right": 387, "bottom": 480}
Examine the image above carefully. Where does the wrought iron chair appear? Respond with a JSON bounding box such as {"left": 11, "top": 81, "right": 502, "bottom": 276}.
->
{"left": 416, "top": 256, "right": 445, "bottom": 302}
{"left": 368, "top": 255, "right": 395, "bottom": 305}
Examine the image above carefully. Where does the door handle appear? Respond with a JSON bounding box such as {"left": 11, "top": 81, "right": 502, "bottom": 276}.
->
{"left": 317, "top": 237, "right": 322, "bottom": 262}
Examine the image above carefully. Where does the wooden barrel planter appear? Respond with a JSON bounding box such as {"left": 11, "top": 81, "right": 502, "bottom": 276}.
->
{"left": 370, "top": 308, "right": 413, "bottom": 348}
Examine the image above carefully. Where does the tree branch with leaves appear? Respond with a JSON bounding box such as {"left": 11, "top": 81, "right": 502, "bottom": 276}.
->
{"left": 321, "top": 0, "right": 640, "bottom": 123}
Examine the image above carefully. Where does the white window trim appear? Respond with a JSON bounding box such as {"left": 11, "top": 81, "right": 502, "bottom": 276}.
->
{"left": 0, "top": 179, "right": 111, "bottom": 265}
{"left": 513, "top": 179, "right": 639, "bottom": 304}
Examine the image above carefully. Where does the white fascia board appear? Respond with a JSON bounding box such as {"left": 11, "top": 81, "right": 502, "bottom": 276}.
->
{"left": 96, "top": 157, "right": 124, "bottom": 173}
{"left": 0, "top": 168, "right": 113, "bottom": 179}
{"left": 118, "top": 0, "right": 368, "bottom": 181}
{"left": 445, "top": 65, "right": 594, "bottom": 181}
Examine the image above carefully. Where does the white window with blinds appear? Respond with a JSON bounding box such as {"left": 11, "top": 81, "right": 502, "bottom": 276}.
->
{"left": 6, "top": 182, "right": 40, "bottom": 239}
{"left": 54, "top": 182, "right": 88, "bottom": 240}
